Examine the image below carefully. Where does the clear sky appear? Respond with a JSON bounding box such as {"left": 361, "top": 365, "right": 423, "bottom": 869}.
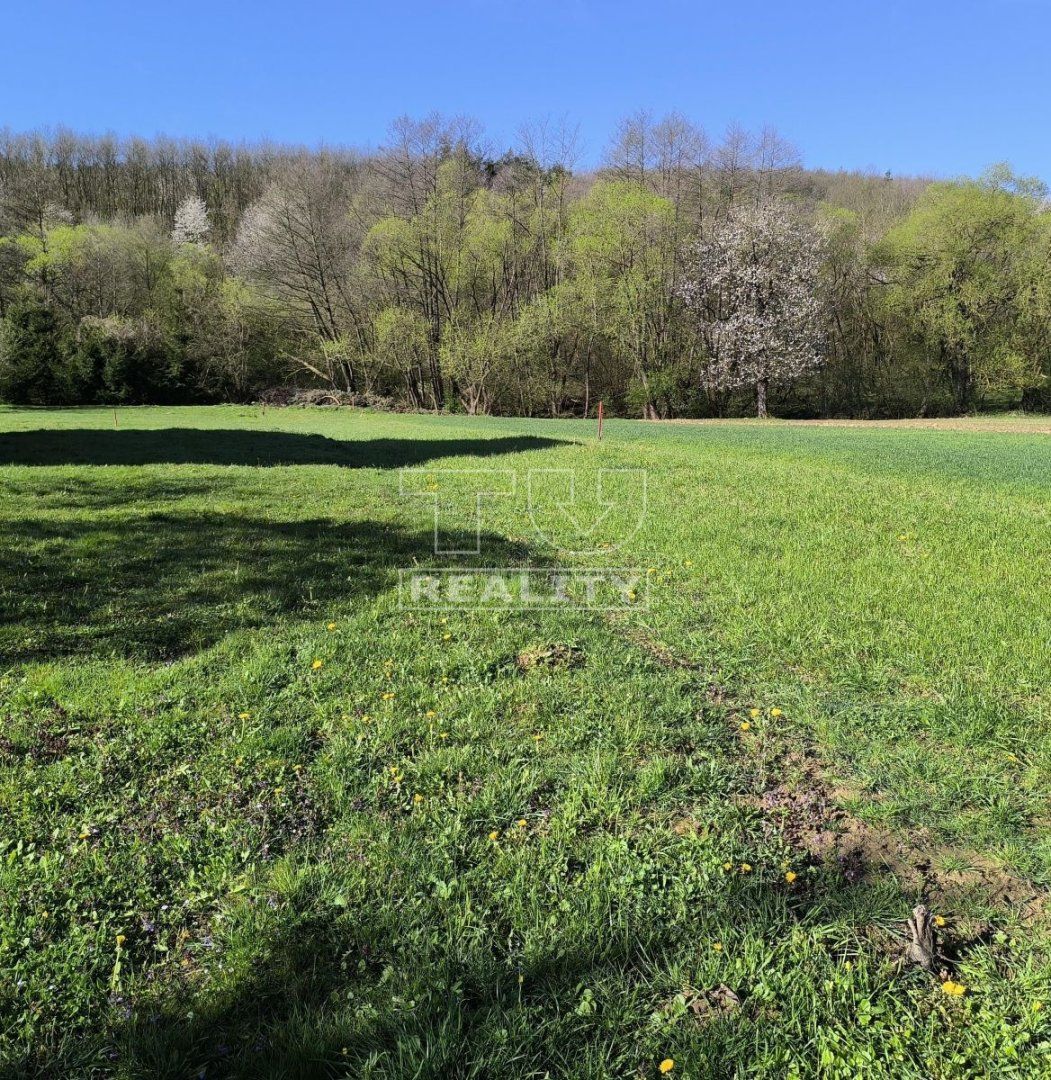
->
{"left": 3, "top": 0, "right": 1048, "bottom": 180}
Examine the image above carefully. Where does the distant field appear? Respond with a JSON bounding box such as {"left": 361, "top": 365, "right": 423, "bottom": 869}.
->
{"left": 0, "top": 406, "right": 1048, "bottom": 1077}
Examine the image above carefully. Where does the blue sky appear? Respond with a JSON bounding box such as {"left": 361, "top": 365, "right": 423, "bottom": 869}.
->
{"left": 3, "top": 0, "right": 1048, "bottom": 180}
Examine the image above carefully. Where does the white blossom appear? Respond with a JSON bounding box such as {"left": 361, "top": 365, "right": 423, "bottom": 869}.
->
{"left": 681, "top": 201, "right": 825, "bottom": 416}
{"left": 171, "top": 195, "right": 210, "bottom": 245}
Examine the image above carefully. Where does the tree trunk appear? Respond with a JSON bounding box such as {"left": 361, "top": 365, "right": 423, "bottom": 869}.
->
{"left": 756, "top": 377, "right": 768, "bottom": 419}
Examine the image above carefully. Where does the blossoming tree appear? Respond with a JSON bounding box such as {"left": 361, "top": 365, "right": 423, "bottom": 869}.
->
{"left": 682, "top": 200, "right": 824, "bottom": 417}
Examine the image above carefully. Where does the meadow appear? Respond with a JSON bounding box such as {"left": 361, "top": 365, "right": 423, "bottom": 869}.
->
{"left": 0, "top": 405, "right": 1048, "bottom": 1078}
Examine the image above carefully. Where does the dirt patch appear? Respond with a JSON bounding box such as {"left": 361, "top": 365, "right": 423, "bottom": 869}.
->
{"left": 515, "top": 643, "right": 586, "bottom": 672}
{"left": 747, "top": 746, "right": 1046, "bottom": 923}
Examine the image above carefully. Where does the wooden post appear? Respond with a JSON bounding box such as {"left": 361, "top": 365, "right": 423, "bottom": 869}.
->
{"left": 597, "top": 400, "right": 604, "bottom": 441}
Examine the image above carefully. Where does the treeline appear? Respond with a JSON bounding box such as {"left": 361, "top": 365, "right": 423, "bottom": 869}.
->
{"left": 1, "top": 116, "right": 1049, "bottom": 416}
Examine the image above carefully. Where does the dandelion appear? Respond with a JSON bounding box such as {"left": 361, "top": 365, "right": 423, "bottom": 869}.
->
{"left": 934, "top": 915, "right": 947, "bottom": 928}
{"left": 116, "top": 934, "right": 126, "bottom": 946}
{"left": 749, "top": 708, "right": 761, "bottom": 718}
{"left": 740, "top": 863, "right": 753, "bottom": 873}
{"left": 327, "top": 622, "right": 337, "bottom": 631}
{"left": 311, "top": 659, "right": 324, "bottom": 670}
{"left": 425, "top": 710, "right": 437, "bottom": 719}
{"left": 659, "top": 1060, "right": 675, "bottom": 1074}
{"left": 684, "top": 559, "right": 693, "bottom": 567}
{"left": 739, "top": 721, "right": 751, "bottom": 731}
{"left": 439, "top": 732, "right": 448, "bottom": 740}
{"left": 785, "top": 870, "right": 797, "bottom": 883}
{"left": 488, "top": 830, "right": 500, "bottom": 842}
{"left": 382, "top": 692, "right": 396, "bottom": 701}
{"left": 238, "top": 712, "right": 251, "bottom": 720}
{"left": 770, "top": 707, "right": 783, "bottom": 718}
{"left": 79, "top": 829, "right": 91, "bottom": 840}
{"left": 722, "top": 862, "right": 733, "bottom": 872}
{"left": 413, "top": 793, "right": 425, "bottom": 804}
{"left": 517, "top": 819, "right": 528, "bottom": 829}
{"left": 1034, "top": 1001, "right": 1044, "bottom": 1012}
{"left": 442, "top": 633, "right": 452, "bottom": 641}
{"left": 1007, "top": 753, "right": 1019, "bottom": 763}
{"left": 712, "top": 942, "right": 723, "bottom": 952}
{"left": 941, "top": 980, "right": 967, "bottom": 997}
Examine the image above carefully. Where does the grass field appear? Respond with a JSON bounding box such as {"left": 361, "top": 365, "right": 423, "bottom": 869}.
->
{"left": 0, "top": 405, "right": 1049, "bottom": 1078}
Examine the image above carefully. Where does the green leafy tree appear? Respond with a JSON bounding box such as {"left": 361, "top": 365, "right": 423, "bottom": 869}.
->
{"left": 569, "top": 180, "right": 694, "bottom": 418}
{"left": 878, "top": 169, "right": 1051, "bottom": 411}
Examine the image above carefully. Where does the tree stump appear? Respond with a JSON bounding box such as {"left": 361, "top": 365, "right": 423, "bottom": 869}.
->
{"left": 906, "top": 904, "right": 937, "bottom": 970}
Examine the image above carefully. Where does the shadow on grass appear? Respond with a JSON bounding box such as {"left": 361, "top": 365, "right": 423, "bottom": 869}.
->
{"left": 105, "top": 868, "right": 916, "bottom": 1079}
{"left": 0, "top": 429, "right": 567, "bottom": 468}
{"left": 109, "top": 885, "right": 768, "bottom": 1079}
{"left": 0, "top": 511, "right": 536, "bottom": 663}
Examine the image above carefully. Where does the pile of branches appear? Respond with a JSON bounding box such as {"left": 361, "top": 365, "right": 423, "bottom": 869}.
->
{"left": 255, "top": 387, "right": 409, "bottom": 411}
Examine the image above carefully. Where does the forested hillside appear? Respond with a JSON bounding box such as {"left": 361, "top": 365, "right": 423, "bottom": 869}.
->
{"left": 1, "top": 115, "right": 1048, "bottom": 416}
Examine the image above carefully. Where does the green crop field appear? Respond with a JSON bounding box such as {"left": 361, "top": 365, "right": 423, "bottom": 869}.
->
{"left": 0, "top": 405, "right": 1048, "bottom": 1078}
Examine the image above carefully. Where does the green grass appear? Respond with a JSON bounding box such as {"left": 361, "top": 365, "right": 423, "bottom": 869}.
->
{"left": 0, "top": 405, "right": 1049, "bottom": 1077}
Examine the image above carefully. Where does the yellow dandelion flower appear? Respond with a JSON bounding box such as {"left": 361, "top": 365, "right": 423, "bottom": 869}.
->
{"left": 413, "top": 793, "right": 425, "bottom": 804}
{"left": 516, "top": 818, "right": 528, "bottom": 829}
{"left": 659, "top": 1060, "right": 675, "bottom": 1074}
{"left": 116, "top": 934, "right": 126, "bottom": 946}
{"left": 442, "top": 632, "right": 452, "bottom": 641}
{"left": 488, "top": 830, "right": 500, "bottom": 842}
{"left": 785, "top": 870, "right": 797, "bottom": 883}
{"left": 770, "top": 707, "right": 783, "bottom": 718}
{"left": 327, "top": 622, "right": 337, "bottom": 631}
{"left": 238, "top": 711, "right": 251, "bottom": 720}
{"left": 712, "top": 941, "right": 723, "bottom": 952}
{"left": 934, "top": 915, "right": 947, "bottom": 928}
{"left": 382, "top": 691, "right": 396, "bottom": 701}
{"left": 439, "top": 731, "right": 448, "bottom": 739}
{"left": 425, "top": 710, "right": 437, "bottom": 718}
{"left": 941, "top": 980, "right": 967, "bottom": 997}
{"left": 749, "top": 708, "right": 761, "bottom": 718}
{"left": 739, "top": 721, "right": 751, "bottom": 731}
{"left": 1033, "top": 1001, "right": 1044, "bottom": 1012}
{"left": 311, "top": 659, "right": 323, "bottom": 670}
{"left": 1007, "top": 753, "right": 1019, "bottom": 763}
{"left": 740, "top": 863, "right": 752, "bottom": 873}
{"left": 78, "top": 830, "right": 91, "bottom": 839}
{"left": 722, "top": 861, "right": 733, "bottom": 872}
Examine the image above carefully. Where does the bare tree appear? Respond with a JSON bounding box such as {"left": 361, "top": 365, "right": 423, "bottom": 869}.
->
{"left": 682, "top": 200, "right": 825, "bottom": 417}
{"left": 232, "top": 155, "right": 367, "bottom": 366}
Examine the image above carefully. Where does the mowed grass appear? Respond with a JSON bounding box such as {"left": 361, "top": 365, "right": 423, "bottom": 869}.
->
{"left": 0, "top": 405, "right": 1048, "bottom": 1078}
